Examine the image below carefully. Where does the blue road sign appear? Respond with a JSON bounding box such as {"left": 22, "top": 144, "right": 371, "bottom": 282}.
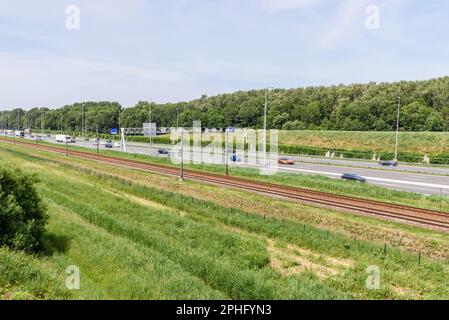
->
{"left": 111, "top": 128, "right": 118, "bottom": 135}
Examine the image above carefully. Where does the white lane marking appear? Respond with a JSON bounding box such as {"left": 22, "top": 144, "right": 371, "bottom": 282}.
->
{"left": 374, "top": 182, "right": 436, "bottom": 193}
{"left": 254, "top": 165, "right": 449, "bottom": 191}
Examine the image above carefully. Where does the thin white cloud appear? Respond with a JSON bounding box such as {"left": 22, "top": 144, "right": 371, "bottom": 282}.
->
{"left": 0, "top": 0, "right": 447, "bottom": 110}
{"left": 319, "top": 0, "right": 371, "bottom": 47}
{"left": 260, "top": 0, "right": 318, "bottom": 10}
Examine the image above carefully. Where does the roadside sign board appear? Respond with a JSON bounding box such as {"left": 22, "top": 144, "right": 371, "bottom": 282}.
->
{"left": 111, "top": 128, "right": 118, "bottom": 135}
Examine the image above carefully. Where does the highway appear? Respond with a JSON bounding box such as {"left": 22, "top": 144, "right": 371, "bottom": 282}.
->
{"left": 16, "top": 134, "right": 449, "bottom": 196}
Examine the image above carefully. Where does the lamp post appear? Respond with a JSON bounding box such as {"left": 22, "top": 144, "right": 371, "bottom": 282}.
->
{"left": 394, "top": 96, "right": 401, "bottom": 161}
{"left": 17, "top": 110, "right": 20, "bottom": 131}
{"left": 118, "top": 108, "right": 121, "bottom": 142}
{"left": 81, "top": 104, "right": 84, "bottom": 138}
{"left": 39, "top": 108, "right": 43, "bottom": 144}
{"left": 263, "top": 87, "right": 274, "bottom": 167}
{"left": 96, "top": 124, "right": 99, "bottom": 155}
{"left": 176, "top": 108, "right": 180, "bottom": 131}
{"left": 225, "top": 127, "right": 229, "bottom": 176}
{"left": 180, "top": 127, "right": 184, "bottom": 181}
{"left": 148, "top": 102, "right": 153, "bottom": 154}
{"left": 65, "top": 128, "right": 68, "bottom": 157}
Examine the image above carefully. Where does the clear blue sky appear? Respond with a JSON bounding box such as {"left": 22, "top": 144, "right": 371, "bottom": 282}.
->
{"left": 1, "top": 0, "right": 448, "bottom": 109}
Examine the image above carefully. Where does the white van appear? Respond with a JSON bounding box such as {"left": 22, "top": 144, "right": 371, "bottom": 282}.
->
{"left": 55, "top": 135, "right": 69, "bottom": 143}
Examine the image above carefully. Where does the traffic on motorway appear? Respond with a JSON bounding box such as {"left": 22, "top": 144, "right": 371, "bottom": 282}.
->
{"left": 3, "top": 130, "right": 449, "bottom": 196}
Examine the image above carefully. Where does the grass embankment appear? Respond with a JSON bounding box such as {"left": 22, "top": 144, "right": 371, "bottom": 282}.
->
{"left": 12, "top": 129, "right": 449, "bottom": 163}
{"left": 1, "top": 143, "right": 449, "bottom": 299}
{"left": 280, "top": 131, "right": 449, "bottom": 155}
{"left": 11, "top": 137, "right": 449, "bottom": 213}
{"left": 279, "top": 130, "right": 449, "bottom": 164}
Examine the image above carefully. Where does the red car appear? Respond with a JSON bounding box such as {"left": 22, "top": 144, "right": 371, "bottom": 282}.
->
{"left": 278, "top": 158, "right": 295, "bottom": 165}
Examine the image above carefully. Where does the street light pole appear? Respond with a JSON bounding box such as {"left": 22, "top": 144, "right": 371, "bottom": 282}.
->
{"left": 225, "top": 127, "right": 229, "bottom": 176}
{"left": 65, "top": 129, "right": 68, "bottom": 157}
{"left": 96, "top": 124, "right": 99, "bottom": 155}
{"left": 82, "top": 104, "right": 84, "bottom": 138}
{"left": 118, "top": 108, "right": 121, "bottom": 142}
{"left": 17, "top": 110, "right": 20, "bottom": 131}
{"left": 180, "top": 127, "right": 184, "bottom": 181}
{"left": 263, "top": 87, "right": 273, "bottom": 167}
{"left": 149, "top": 102, "right": 152, "bottom": 154}
{"left": 176, "top": 108, "right": 179, "bottom": 131}
{"left": 394, "top": 96, "right": 401, "bottom": 161}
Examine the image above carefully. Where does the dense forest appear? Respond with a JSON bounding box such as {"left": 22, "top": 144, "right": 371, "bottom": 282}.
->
{"left": 1, "top": 77, "right": 449, "bottom": 133}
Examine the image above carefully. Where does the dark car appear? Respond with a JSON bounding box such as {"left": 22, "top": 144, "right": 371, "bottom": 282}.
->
{"left": 341, "top": 173, "right": 366, "bottom": 183}
{"left": 158, "top": 149, "right": 169, "bottom": 155}
{"left": 105, "top": 142, "right": 113, "bottom": 148}
{"left": 229, "top": 154, "right": 241, "bottom": 162}
{"left": 379, "top": 160, "right": 398, "bottom": 167}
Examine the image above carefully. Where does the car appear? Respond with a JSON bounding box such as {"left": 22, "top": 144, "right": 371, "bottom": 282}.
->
{"left": 379, "top": 160, "right": 398, "bottom": 167}
{"left": 106, "top": 140, "right": 112, "bottom": 143}
{"left": 229, "top": 154, "right": 241, "bottom": 162}
{"left": 105, "top": 142, "right": 113, "bottom": 148}
{"left": 113, "top": 142, "right": 121, "bottom": 148}
{"left": 341, "top": 173, "right": 366, "bottom": 183}
{"left": 92, "top": 141, "right": 99, "bottom": 146}
{"left": 278, "top": 157, "right": 295, "bottom": 165}
{"left": 158, "top": 149, "right": 169, "bottom": 155}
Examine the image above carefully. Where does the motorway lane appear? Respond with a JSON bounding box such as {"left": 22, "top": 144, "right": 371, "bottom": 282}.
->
{"left": 19, "top": 135, "right": 449, "bottom": 195}
{"left": 285, "top": 155, "right": 449, "bottom": 176}
{"left": 263, "top": 163, "right": 449, "bottom": 195}
{"left": 94, "top": 137, "right": 449, "bottom": 176}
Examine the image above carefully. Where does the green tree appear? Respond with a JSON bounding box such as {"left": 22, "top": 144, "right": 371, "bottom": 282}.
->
{"left": 272, "top": 113, "right": 290, "bottom": 129}
{"left": 0, "top": 165, "right": 48, "bottom": 252}
{"left": 401, "top": 102, "right": 434, "bottom": 131}
{"left": 425, "top": 112, "right": 444, "bottom": 131}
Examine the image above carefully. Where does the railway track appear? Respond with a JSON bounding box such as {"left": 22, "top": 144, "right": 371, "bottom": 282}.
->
{"left": 2, "top": 137, "right": 449, "bottom": 232}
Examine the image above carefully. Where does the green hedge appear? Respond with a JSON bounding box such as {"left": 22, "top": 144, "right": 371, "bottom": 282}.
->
{"left": 279, "top": 144, "right": 449, "bottom": 164}
{"left": 30, "top": 129, "right": 449, "bottom": 165}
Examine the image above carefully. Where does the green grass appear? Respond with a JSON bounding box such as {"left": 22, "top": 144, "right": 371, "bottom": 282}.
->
{"left": 2, "top": 137, "right": 449, "bottom": 213}
{"left": 1, "top": 143, "right": 449, "bottom": 299}
{"left": 29, "top": 129, "right": 449, "bottom": 154}
{"left": 280, "top": 130, "right": 449, "bottom": 155}
{"left": 25, "top": 138, "right": 449, "bottom": 212}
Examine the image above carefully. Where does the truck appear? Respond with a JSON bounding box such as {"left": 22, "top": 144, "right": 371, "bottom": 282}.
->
{"left": 55, "top": 135, "right": 69, "bottom": 143}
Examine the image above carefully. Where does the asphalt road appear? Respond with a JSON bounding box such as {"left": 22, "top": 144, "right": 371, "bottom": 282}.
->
{"left": 19, "top": 134, "right": 449, "bottom": 196}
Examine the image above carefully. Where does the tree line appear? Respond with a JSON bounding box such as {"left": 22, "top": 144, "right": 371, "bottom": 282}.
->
{"left": 2, "top": 76, "right": 449, "bottom": 133}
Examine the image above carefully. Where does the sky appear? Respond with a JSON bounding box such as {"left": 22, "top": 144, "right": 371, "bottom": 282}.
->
{"left": 1, "top": 0, "right": 449, "bottom": 110}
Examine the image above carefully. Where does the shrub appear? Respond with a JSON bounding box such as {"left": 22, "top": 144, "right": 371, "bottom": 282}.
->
{"left": 0, "top": 165, "right": 47, "bottom": 252}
